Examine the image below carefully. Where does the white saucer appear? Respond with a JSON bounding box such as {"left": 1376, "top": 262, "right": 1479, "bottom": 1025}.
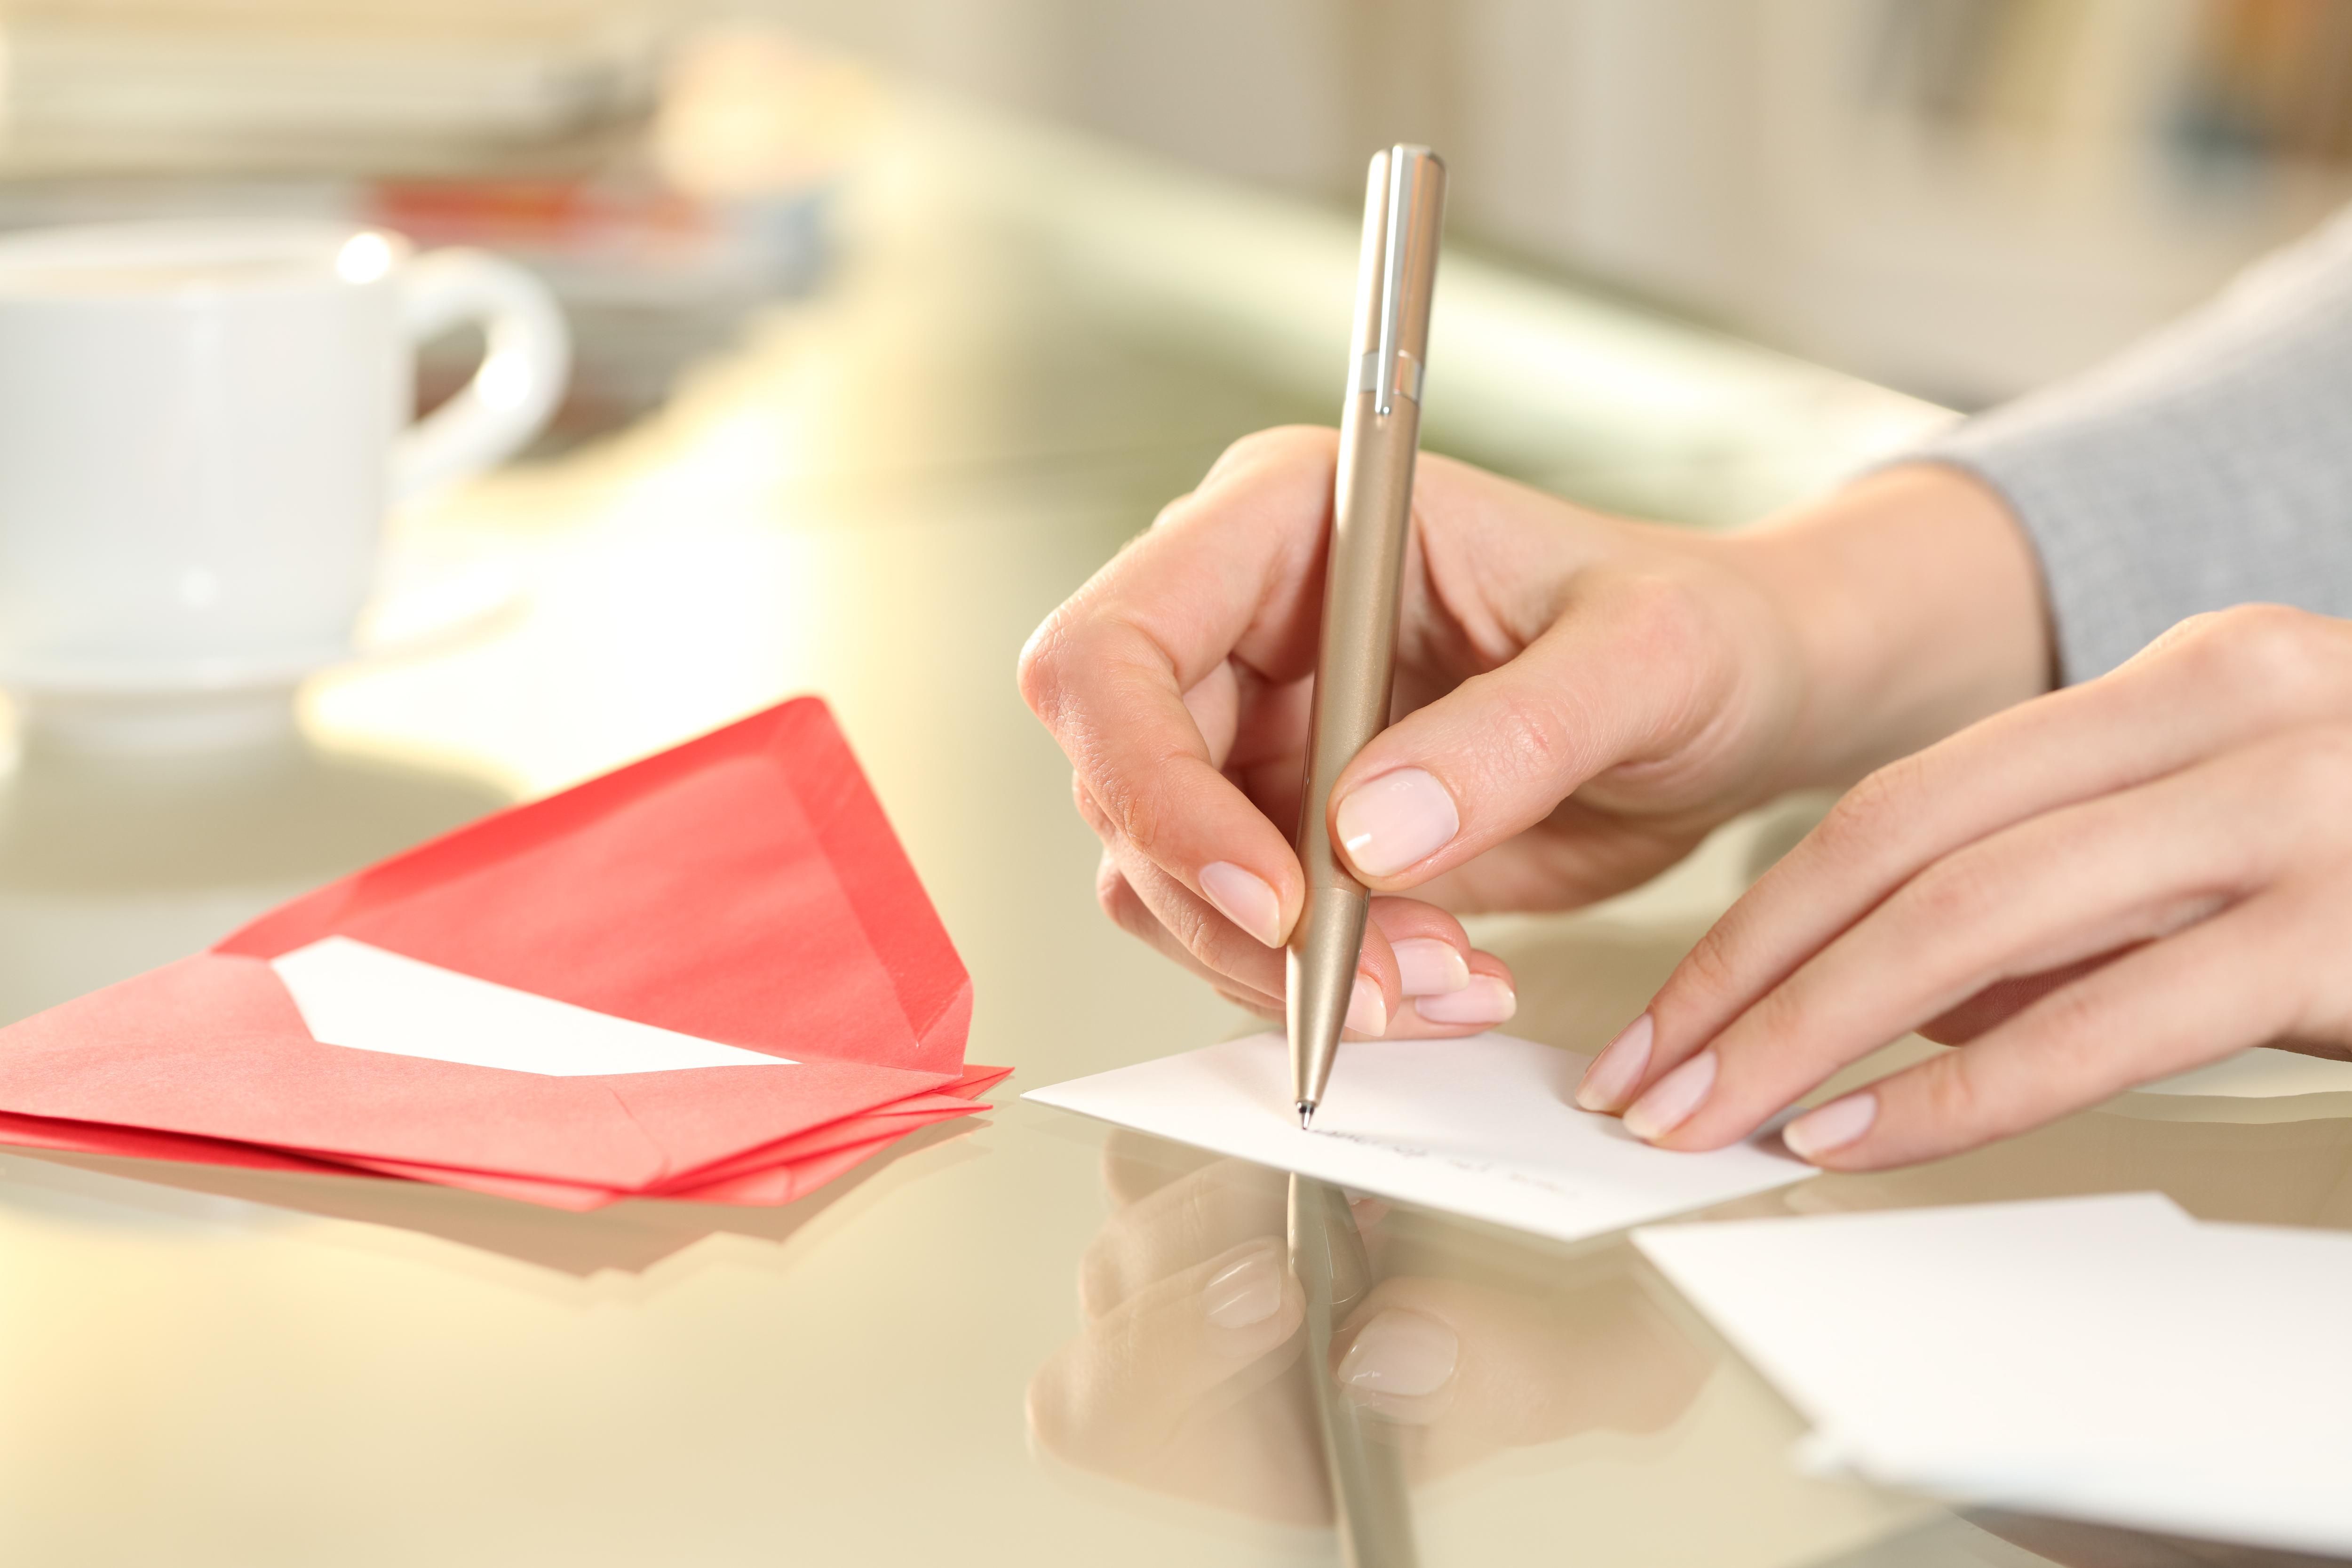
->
{"left": 0, "top": 562, "right": 522, "bottom": 699}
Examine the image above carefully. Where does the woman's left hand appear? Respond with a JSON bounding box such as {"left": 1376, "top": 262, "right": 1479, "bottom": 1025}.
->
{"left": 1576, "top": 603, "right": 2352, "bottom": 1170}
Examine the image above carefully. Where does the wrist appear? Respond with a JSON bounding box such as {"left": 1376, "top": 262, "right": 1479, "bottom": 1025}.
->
{"left": 1716, "top": 462, "right": 2053, "bottom": 789}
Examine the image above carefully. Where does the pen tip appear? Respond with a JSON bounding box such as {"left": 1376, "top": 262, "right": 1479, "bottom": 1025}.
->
{"left": 1297, "top": 1103, "right": 1315, "bottom": 1130}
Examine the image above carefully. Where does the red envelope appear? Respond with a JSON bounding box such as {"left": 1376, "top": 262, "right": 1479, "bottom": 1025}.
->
{"left": 0, "top": 699, "right": 1001, "bottom": 1209}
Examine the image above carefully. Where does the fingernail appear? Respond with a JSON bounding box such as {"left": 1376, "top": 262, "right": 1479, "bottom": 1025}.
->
{"left": 1202, "top": 1245, "right": 1284, "bottom": 1329}
{"left": 1334, "top": 768, "right": 1459, "bottom": 878}
{"left": 1338, "top": 1308, "right": 1459, "bottom": 1399}
{"left": 1392, "top": 938, "right": 1469, "bottom": 997}
{"left": 1345, "top": 975, "right": 1387, "bottom": 1037}
{"left": 1200, "top": 861, "right": 1282, "bottom": 947}
{"left": 1783, "top": 1092, "right": 1877, "bottom": 1162}
{"left": 1623, "top": 1050, "right": 1716, "bottom": 1142}
{"left": 1576, "top": 1013, "right": 1653, "bottom": 1112}
{"left": 1413, "top": 974, "right": 1514, "bottom": 1026}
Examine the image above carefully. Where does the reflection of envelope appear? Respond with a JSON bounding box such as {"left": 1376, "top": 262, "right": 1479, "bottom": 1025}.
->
{"left": 0, "top": 698, "right": 1004, "bottom": 1209}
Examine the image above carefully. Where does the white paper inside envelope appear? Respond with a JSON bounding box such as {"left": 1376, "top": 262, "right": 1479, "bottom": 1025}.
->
{"left": 270, "top": 936, "right": 793, "bottom": 1077}
{"left": 1026, "top": 1032, "right": 1810, "bottom": 1245}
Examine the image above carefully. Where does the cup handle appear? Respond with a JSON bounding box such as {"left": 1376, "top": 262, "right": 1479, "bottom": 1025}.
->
{"left": 389, "top": 248, "right": 572, "bottom": 504}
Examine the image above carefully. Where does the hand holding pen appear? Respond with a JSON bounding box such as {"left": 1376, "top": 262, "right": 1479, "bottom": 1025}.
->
{"left": 1019, "top": 209, "right": 1993, "bottom": 1090}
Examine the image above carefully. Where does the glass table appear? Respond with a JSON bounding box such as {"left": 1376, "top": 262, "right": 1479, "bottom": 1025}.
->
{"left": 0, "top": 84, "right": 2344, "bottom": 1568}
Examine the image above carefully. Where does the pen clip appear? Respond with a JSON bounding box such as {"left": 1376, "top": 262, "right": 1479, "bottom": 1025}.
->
{"left": 1371, "top": 144, "right": 1434, "bottom": 418}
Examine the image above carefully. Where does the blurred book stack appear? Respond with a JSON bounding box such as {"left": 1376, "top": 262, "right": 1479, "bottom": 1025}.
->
{"left": 1860, "top": 0, "right": 2352, "bottom": 183}
{"left": 0, "top": 0, "right": 660, "bottom": 174}
{"left": 1684, "top": 0, "right": 2352, "bottom": 404}
{"left": 2171, "top": 0, "right": 2352, "bottom": 171}
{"left": 0, "top": 7, "right": 884, "bottom": 447}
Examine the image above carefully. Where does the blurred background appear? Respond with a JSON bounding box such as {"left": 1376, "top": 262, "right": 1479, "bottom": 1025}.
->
{"left": 6, "top": 0, "right": 2350, "bottom": 411}
{"left": 6, "top": 0, "right": 2344, "bottom": 1026}
{"left": 759, "top": 0, "right": 2352, "bottom": 407}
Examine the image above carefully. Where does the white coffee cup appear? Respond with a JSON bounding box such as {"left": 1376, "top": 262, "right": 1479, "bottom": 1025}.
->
{"left": 0, "top": 219, "right": 569, "bottom": 695}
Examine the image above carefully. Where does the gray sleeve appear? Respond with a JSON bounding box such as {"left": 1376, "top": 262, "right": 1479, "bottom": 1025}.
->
{"left": 1915, "top": 204, "right": 2352, "bottom": 684}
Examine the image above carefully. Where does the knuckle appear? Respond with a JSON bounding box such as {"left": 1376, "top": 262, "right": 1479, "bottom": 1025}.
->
{"left": 2294, "top": 719, "right": 2352, "bottom": 773}
{"left": 1022, "top": 1359, "right": 1091, "bottom": 1461}
{"left": 1097, "top": 851, "right": 1257, "bottom": 981}
{"left": 1896, "top": 849, "right": 2002, "bottom": 931}
{"left": 1673, "top": 923, "right": 1748, "bottom": 1009}
{"left": 2159, "top": 604, "right": 2344, "bottom": 709}
{"left": 1617, "top": 572, "right": 1712, "bottom": 661}
{"left": 1224, "top": 423, "right": 1331, "bottom": 470}
{"left": 1174, "top": 901, "right": 1254, "bottom": 978}
{"left": 1095, "top": 765, "right": 1170, "bottom": 853}
{"left": 2016, "top": 977, "right": 2121, "bottom": 1097}
{"left": 1740, "top": 974, "right": 1813, "bottom": 1052}
{"left": 1915, "top": 1049, "right": 1992, "bottom": 1133}
{"left": 1095, "top": 858, "right": 1150, "bottom": 934}
{"left": 2138, "top": 606, "right": 2232, "bottom": 662}
{"left": 1075, "top": 1234, "right": 1133, "bottom": 1320}
{"left": 1071, "top": 772, "right": 1110, "bottom": 836}
{"left": 2270, "top": 723, "right": 2352, "bottom": 820}
{"left": 1016, "top": 612, "right": 1078, "bottom": 722}
{"left": 1816, "top": 754, "right": 1926, "bottom": 870}
{"left": 1481, "top": 683, "right": 1581, "bottom": 785}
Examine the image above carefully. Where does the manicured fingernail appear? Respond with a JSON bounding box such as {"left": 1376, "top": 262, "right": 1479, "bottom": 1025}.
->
{"left": 1338, "top": 1308, "right": 1459, "bottom": 1399}
{"left": 1576, "top": 1013, "right": 1653, "bottom": 1112}
{"left": 1392, "top": 938, "right": 1469, "bottom": 997}
{"left": 1623, "top": 1050, "right": 1716, "bottom": 1142}
{"left": 1345, "top": 975, "right": 1387, "bottom": 1036}
{"left": 1413, "top": 974, "right": 1514, "bottom": 1026}
{"left": 1200, "top": 861, "right": 1281, "bottom": 947}
{"left": 1783, "top": 1092, "right": 1877, "bottom": 1162}
{"left": 1203, "top": 1245, "right": 1284, "bottom": 1329}
{"left": 1334, "top": 768, "right": 1459, "bottom": 878}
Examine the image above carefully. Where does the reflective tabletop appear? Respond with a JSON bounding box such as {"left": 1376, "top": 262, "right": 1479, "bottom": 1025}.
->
{"left": 2, "top": 88, "right": 2347, "bottom": 1568}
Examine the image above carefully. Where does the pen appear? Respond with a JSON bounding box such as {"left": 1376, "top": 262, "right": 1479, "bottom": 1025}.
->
{"left": 1291, "top": 145, "right": 1446, "bottom": 1129}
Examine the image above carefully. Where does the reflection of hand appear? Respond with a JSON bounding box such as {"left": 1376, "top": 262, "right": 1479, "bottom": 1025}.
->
{"left": 1026, "top": 1138, "right": 1710, "bottom": 1521}
{"left": 1328, "top": 1271, "right": 1708, "bottom": 1483}
{"left": 1025, "top": 1154, "right": 1320, "bottom": 1521}
{"left": 1585, "top": 605, "right": 2352, "bottom": 1170}
{"left": 1019, "top": 430, "right": 2045, "bottom": 1040}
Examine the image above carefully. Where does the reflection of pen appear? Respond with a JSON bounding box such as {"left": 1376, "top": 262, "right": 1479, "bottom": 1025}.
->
{"left": 1292, "top": 146, "right": 1446, "bottom": 1129}
{"left": 1289, "top": 1173, "right": 1417, "bottom": 1568}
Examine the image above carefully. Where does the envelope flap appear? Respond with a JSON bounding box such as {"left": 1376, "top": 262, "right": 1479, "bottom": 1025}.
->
{"left": 0, "top": 953, "right": 669, "bottom": 1186}
{"left": 0, "top": 953, "right": 961, "bottom": 1189}
{"left": 765, "top": 700, "right": 972, "bottom": 1074}
{"left": 215, "top": 698, "right": 970, "bottom": 1076}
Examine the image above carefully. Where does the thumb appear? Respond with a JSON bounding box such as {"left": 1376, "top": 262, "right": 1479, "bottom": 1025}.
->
{"left": 1328, "top": 572, "right": 1777, "bottom": 889}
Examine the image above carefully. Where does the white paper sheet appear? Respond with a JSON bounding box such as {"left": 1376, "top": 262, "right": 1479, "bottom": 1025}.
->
{"left": 1634, "top": 1194, "right": 2352, "bottom": 1556}
{"left": 271, "top": 936, "right": 795, "bottom": 1077}
{"left": 2134, "top": 1044, "right": 2352, "bottom": 1098}
{"left": 1025, "top": 1031, "right": 1811, "bottom": 1246}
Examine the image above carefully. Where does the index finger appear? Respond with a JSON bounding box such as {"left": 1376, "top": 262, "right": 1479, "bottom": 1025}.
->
{"left": 1018, "top": 427, "right": 1340, "bottom": 947}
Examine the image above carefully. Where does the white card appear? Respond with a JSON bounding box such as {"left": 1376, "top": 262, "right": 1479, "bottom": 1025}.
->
{"left": 1025, "top": 1031, "right": 1812, "bottom": 1246}
{"left": 1635, "top": 1194, "right": 2352, "bottom": 1557}
{"left": 270, "top": 936, "right": 794, "bottom": 1077}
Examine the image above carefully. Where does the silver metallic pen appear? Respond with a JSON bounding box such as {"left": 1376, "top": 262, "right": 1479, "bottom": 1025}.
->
{"left": 1290, "top": 146, "right": 1446, "bottom": 1129}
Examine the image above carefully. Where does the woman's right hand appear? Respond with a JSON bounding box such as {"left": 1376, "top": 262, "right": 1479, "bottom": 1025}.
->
{"left": 1017, "top": 426, "right": 2046, "bottom": 1037}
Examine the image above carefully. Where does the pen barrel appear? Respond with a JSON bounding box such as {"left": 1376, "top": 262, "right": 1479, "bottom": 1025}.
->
{"left": 1289, "top": 147, "right": 1444, "bottom": 1113}
{"left": 1287, "top": 388, "right": 1418, "bottom": 1103}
